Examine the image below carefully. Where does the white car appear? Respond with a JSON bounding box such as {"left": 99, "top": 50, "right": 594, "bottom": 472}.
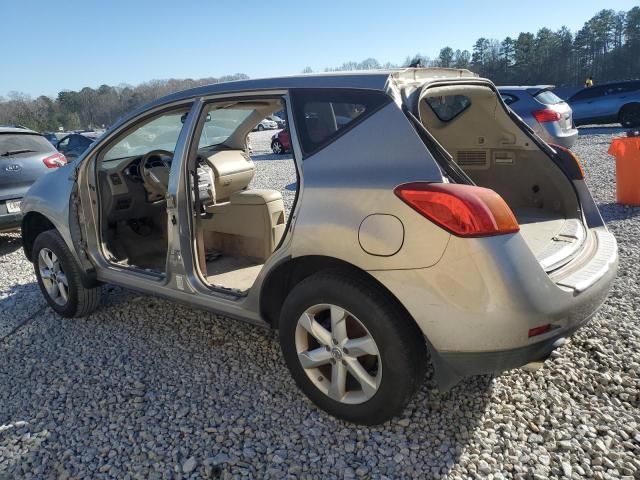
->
{"left": 254, "top": 118, "right": 278, "bottom": 131}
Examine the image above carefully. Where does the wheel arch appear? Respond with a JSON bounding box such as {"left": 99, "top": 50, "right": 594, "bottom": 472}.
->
{"left": 22, "top": 212, "right": 55, "bottom": 262}
{"left": 260, "top": 255, "right": 421, "bottom": 333}
{"left": 619, "top": 102, "right": 640, "bottom": 118}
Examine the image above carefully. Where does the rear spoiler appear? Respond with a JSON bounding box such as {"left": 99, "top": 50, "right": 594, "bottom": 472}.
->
{"left": 525, "top": 85, "right": 555, "bottom": 96}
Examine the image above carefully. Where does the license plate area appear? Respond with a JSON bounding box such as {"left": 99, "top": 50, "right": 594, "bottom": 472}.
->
{"left": 5, "top": 200, "right": 21, "bottom": 213}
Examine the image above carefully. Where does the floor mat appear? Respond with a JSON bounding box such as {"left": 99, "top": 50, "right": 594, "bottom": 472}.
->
{"left": 206, "top": 256, "right": 263, "bottom": 291}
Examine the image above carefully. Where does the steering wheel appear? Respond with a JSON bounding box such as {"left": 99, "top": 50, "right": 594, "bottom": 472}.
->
{"left": 139, "top": 149, "right": 173, "bottom": 201}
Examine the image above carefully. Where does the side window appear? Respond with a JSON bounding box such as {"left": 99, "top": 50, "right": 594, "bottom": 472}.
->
{"left": 68, "top": 136, "right": 82, "bottom": 149}
{"left": 291, "top": 89, "right": 391, "bottom": 156}
{"left": 424, "top": 95, "right": 471, "bottom": 122}
{"left": 572, "top": 87, "right": 605, "bottom": 101}
{"left": 103, "top": 107, "right": 191, "bottom": 161}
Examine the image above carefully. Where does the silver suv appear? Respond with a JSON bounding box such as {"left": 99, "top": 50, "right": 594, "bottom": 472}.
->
{"left": 499, "top": 86, "right": 578, "bottom": 149}
{"left": 21, "top": 69, "right": 618, "bottom": 424}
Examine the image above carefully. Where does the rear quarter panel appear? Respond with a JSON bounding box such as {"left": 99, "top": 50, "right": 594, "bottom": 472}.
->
{"left": 291, "top": 102, "right": 451, "bottom": 270}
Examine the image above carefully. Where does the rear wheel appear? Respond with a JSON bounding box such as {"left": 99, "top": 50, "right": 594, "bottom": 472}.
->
{"left": 619, "top": 104, "right": 640, "bottom": 128}
{"left": 33, "top": 230, "right": 101, "bottom": 318}
{"left": 257, "top": 124, "right": 264, "bottom": 131}
{"left": 279, "top": 271, "right": 427, "bottom": 424}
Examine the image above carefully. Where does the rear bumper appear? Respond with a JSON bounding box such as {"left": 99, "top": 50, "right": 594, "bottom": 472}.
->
{"left": 432, "top": 289, "right": 607, "bottom": 390}
{"left": 540, "top": 125, "right": 579, "bottom": 149}
{"left": 370, "top": 228, "right": 617, "bottom": 390}
{"left": 0, "top": 200, "right": 23, "bottom": 232}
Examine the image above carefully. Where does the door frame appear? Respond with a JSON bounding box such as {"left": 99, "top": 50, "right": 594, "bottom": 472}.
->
{"left": 175, "top": 90, "right": 304, "bottom": 308}
{"left": 74, "top": 100, "right": 200, "bottom": 291}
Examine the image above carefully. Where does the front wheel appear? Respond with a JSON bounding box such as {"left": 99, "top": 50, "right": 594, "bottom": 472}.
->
{"left": 619, "top": 104, "right": 640, "bottom": 128}
{"left": 257, "top": 124, "right": 264, "bottom": 131}
{"left": 271, "top": 140, "right": 284, "bottom": 154}
{"left": 279, "top": 271, "right": 427, "bottom": 424}
{"left": 33, "top": 230, "right": 101, "bottom": 318}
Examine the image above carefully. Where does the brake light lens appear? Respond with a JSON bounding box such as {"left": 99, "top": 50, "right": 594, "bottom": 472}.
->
{"left": 394, "top": 183, "right": 520, "bottom": 237}
{"left": 528, "top": 324, "right": 552, "bottom": 338}
{"left": 532, "top": 109, "right": 561, "bottom": 123}
{"left": 549, "top": 143, "right": 585, "bottom": 179}
{"left": 42, "top": 152, "right": 67, "bottom": 168}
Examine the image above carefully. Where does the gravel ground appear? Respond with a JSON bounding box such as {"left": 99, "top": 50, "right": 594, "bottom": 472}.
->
{"left": 1, "top": 127, "right": 639, "bottom": 479}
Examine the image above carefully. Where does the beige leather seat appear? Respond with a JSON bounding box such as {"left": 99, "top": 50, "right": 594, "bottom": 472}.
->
{"left": 203, "top": 189, "right": 286, "bottom": 261}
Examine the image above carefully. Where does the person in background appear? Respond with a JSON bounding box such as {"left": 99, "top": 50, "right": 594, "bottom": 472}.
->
{"left": 585, "top": 75, "right": 594, "bottom": 88}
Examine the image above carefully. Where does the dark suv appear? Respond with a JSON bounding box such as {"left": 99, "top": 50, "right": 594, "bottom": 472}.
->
{"left": 569, "top": 80, "right": 640, "bottom": 127}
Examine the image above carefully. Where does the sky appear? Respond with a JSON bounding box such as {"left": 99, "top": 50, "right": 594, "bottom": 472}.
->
{"left": 3, "top": 0, "right": 638, "bottom": 98}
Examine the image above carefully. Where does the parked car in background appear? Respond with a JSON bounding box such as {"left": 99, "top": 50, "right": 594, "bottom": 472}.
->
{"left": 0, "top": 127, "right": 66, "bottom": 231}
{"left": 271, "top": 128, "right": 291, "bottom": 154}
{"left": 568, "top": 80, "right": 640, "bottom": 127}
{"left": 253, "top": 118, "right": 278, "bottom": 131}
{"left": 56, "top": 132, "right": 100, "bottom": 161}
{"left": 268, "top": 114, "right": 286, "bottom": 129}
{"left": 499, "top": 86, "right": 578, "bottom": 148}
{"left": 42, "top": 132, "right": 61, "bottom": 145}
{"left": 21, "top": 70, "right": 617, "bottom": 424}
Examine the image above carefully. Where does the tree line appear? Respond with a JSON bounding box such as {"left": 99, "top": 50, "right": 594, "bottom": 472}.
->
{"left": 306, "top": 7, "right": 640, "bottom": 88}
{"left": 0, "top": 74, "right": 249, "bottom": 133}
{"left": 1, "top": 7, "right": 638, "bottom": 132}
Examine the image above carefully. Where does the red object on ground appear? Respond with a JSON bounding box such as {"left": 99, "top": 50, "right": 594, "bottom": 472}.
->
{"left": 274, "top": 129, "right": 291, "bottom": 152}
{"left": 609, "top": 136, "right": 640, "bottom": 206}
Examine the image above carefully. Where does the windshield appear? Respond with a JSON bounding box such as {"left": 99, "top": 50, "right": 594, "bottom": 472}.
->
{"left": 198, "top": 108, "right": 255, "bottom": 149}
{"left": 104, "top": 109, "right": 190, "bottom": 161}
{"left": 0, "top": 133, "right": 56, "bottom": 156}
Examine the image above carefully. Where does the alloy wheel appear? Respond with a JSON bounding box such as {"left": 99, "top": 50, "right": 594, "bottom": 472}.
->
{"left": 38, "top": 248, "right": 69, "bottom": 306}
{"left": 272, "top": 141, "right": 283, "bottom": 154}
{"left": 294, "top": 304, "right": 382, "bottom": 404}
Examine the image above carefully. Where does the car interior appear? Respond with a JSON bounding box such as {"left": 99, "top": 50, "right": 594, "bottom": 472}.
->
{"left": 419, "top": 84, "right": 584, "bottom": 272}
{"left": 189, "top": 98, "right": 290, "bottom": 294}
{"left": 95, "top": 99, "right": 295, "bottom": 293}
{"left": 96, "top": 108, "right": 190, "bottom": 274}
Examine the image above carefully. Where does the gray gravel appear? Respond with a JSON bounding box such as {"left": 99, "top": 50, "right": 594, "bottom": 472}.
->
{"left": 1, "top": 127, "right": 639, "bottom": 479}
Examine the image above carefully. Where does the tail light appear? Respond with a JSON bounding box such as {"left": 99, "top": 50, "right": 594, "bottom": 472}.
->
{"left": 42, "top": 152, "right": 67, "bottom": 168}
{"left": 394, "top": 183, "right": 520, "bottom": 237}
{"left": 549, "top": 143, "right": 585, "bottom": 179}
{"left": 532, "top": 109, "right": 561, "bottom": 123}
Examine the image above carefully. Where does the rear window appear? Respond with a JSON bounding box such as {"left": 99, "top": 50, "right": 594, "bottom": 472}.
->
{"left": 424, "top": 95, "right": 471, "bottom": 122}
{"left": 534, "top": 90, "right": 563, "bottom": 105}
{"left": 0, "top": 133, "right": 56, "bottom": 156}
{"left": 291, "top": 89, "right": 391, "bottom": 156}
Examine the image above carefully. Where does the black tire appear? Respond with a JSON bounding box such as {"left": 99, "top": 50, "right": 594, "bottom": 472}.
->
{"left": 271, "top": 140, "right": 284, "bottom": 154}
{"left": 619, "top": 104, "right": 640, "bottom": 128}
{"left": 257, "top": 124, "right": 264, "bottom": 131}
{"left": 32, "top": 230, "right": 101, "bottom": 318}
{"left": 279, "top": 271, "right": 427, "bottom": 425}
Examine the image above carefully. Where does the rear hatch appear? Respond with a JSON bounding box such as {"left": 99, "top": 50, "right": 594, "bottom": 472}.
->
{"left": 0, "top": 132, "right": 58, "bottom": 201}
{"left": 413, "top": 81, "right": 592, "bottom": 274}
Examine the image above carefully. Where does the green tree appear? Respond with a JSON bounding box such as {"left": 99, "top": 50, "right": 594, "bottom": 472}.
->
{"left": 437, "top": 47, "right": 455, "bottom": 68}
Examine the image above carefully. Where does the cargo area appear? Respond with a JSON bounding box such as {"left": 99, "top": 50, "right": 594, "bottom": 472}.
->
{"left": 419, "top": 83, "right": 585, "bottom": 271}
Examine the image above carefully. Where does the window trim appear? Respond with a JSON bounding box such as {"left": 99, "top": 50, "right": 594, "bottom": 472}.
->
{"left": 290, "top": 88, "right": 392, "bottom": 159}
